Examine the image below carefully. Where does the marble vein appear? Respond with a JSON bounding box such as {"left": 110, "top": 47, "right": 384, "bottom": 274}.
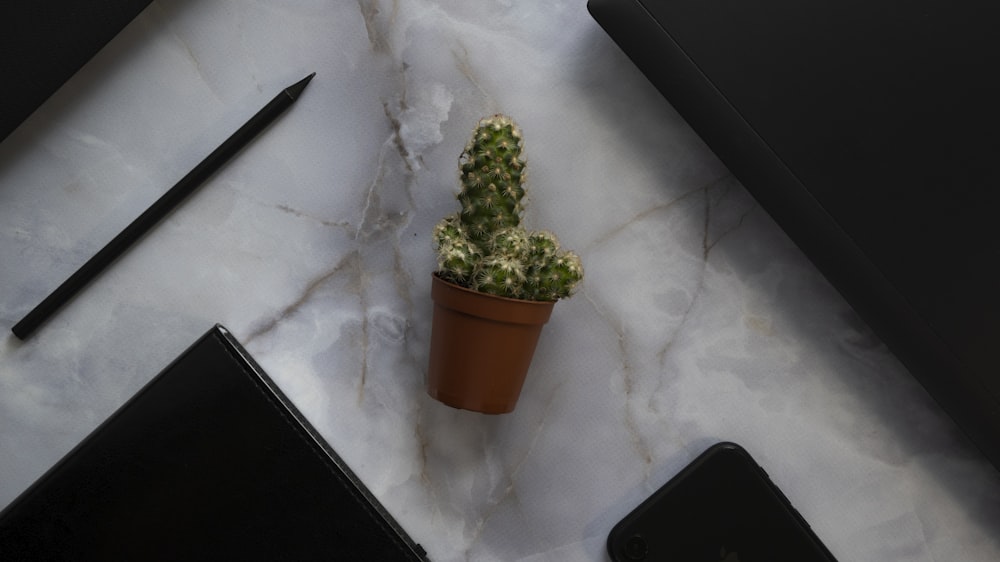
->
{"left": 581, "top": 289, "right": 653, "bottom": 469}
{"left": 357, "top": 0, "right": 397, "bottom": 54}
{"left": 384, "top": 100, "right": 417, "bottom": 173}
{"left": 465, "top": 387, "right": 562, "bottom": 559}
{"left": 452, "top": 44, "right": 500, "bottom": 114}
{"left": 274, "top": 204, "right": 352, "bottom": 230}
{"left": 245, "top": 253, "right": 358, "bottom": 344}
{"left": 583, "top": 183, "right": 705, "bottom": 253}
{"left": 353, "top": 254, "right": 372, "bottom": 404}
{"left": 653, "top": 186, "right": 712, "bottom": 367}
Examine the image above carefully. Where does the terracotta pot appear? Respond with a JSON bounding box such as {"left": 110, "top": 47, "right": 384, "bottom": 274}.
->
{"left": 427, "top": 274, "right": 554, "bottom": 414}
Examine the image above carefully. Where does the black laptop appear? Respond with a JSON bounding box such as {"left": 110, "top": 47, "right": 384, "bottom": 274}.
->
{"left": 589, "top": 0, "right": 1000, "bottom": 468}
{"left": 1, "top": 1, "right": 153, "bottom": 142}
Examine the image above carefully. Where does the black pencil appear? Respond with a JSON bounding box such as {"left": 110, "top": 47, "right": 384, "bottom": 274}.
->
{"left": 11, "top": 73, "right": 315, "bottom": 340}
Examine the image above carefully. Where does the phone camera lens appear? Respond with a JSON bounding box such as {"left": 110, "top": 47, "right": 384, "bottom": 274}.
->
{"left": 624, "top": 534, "right": 648, "bottom": 560}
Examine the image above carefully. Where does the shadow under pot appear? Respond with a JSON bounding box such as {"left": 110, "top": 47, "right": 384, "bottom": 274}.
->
{"left": 426, "top": 273, "right": 554, "bottom": 414}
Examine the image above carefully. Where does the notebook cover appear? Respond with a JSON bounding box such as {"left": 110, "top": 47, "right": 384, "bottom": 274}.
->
{"left": 0, "top": 325, "right": 428, "bottom": 560}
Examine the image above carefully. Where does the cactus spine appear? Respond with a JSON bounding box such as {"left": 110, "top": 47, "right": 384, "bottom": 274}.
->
{"left": 434, "top": 115, "right": 583, "bottom": 301}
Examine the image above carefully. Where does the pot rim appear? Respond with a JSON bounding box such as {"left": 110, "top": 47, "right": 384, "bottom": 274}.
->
{"left": 431, "top": 272, "right": 554, "bottom": 325}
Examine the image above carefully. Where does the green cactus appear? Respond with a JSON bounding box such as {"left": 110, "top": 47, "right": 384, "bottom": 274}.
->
{"left": 434, "top": 115, "right": 583, "bottom": 301}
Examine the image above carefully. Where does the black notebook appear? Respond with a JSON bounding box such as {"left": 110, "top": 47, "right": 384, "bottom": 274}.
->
{"left": 0, "top": 325, "right": 428, "bottom": 561}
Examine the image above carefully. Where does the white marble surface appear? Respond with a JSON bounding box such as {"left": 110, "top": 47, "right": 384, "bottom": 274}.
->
{"left": 2, "top": 1, "right": 999, "bottom": 560}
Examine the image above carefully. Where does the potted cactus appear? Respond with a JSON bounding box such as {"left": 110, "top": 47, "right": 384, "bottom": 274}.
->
{"left": 427, "top": 115, "right": 583, "bottom": 414}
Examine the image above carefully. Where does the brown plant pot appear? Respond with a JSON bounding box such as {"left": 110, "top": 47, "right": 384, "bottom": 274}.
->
{"left": 427, "top": 274, "right": 555, "bottom": 414}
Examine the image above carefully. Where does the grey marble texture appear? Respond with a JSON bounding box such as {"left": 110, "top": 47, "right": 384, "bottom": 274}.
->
{"left": 1, "top": 2, "right": 998, "bottom": 560}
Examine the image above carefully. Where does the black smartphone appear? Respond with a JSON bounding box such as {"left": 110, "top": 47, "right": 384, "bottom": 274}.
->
{"left": 607, "top": 442, "right": 837, "bottom": 562}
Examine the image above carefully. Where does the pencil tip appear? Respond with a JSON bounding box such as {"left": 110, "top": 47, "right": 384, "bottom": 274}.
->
{"left": 285, "top": 73, "right": 315, "bottom": 100}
